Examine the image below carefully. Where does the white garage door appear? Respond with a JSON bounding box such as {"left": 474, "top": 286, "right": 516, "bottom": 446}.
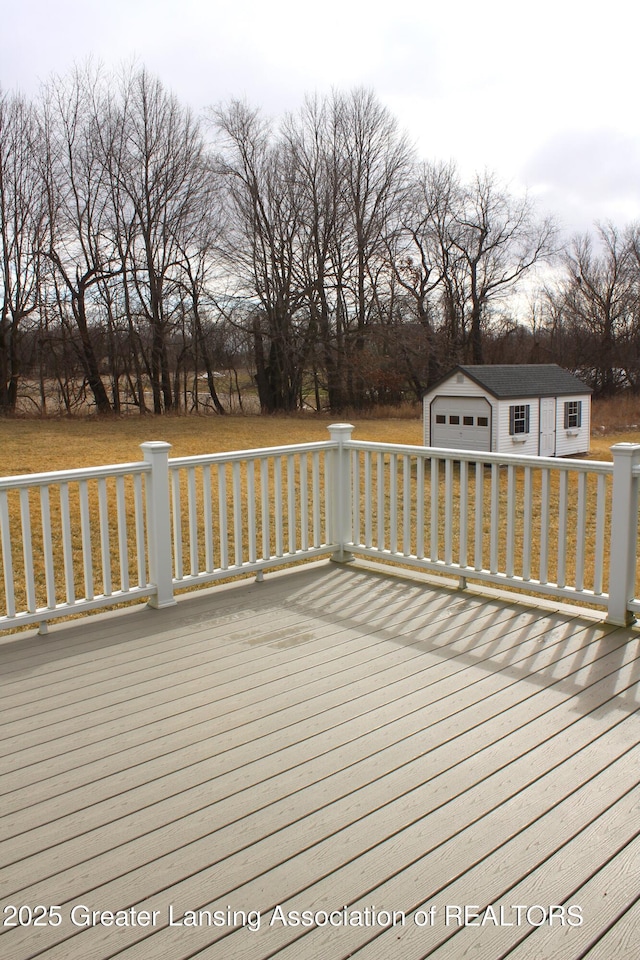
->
{"left": 430, "top": 396, "right": 492, "bottom": 452}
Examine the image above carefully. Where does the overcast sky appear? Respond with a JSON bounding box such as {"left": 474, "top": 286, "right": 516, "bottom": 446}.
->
{"left": 2, "top": 0, "right": 639, "bottom": 237}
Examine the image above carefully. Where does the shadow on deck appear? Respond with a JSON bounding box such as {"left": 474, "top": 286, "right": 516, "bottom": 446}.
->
{"left": 1, "top": 561, "right": 639, "bottom": 960}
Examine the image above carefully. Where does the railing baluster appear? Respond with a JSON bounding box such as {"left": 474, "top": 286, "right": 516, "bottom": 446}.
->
{"left": 575, "top": 471, "right": 587, "bottom": 591}
{"left": 506, "top": 464, "right": 516, "bottom": 578}
{"left": 171, "top": 469, "right": 183, "bottom": 581}
{"left": 261, "top": 458, "right": 271, "bottom": 558}
{"left": 97, "top": 478, "right": 111, "bottom": 596}
{"left": 522, "top": 466, "right": 532, "bottom": 582}
{"left": 247, "top": 459, "right": 257, "bottom": 563}
{"left": 352, "top": 450, "right": 360, "bottom": 547}
{"left": 203, "top": 465, "right": 213, "bottom": 573}
{"left": 430, "top": 457, "right": 439, "bottom": 561}
{"left": 389, "top": 453, "right": 398, "bottom": 556}
{"left": 188, "top": 466, "right": 198, "bottom": 577}
{"left": 444, "top": 458, "right": 453, "bottom": 565}
{"left": 0, "top": 490, "right": 15, "bottom": 618}
{"left": 539, "top": 468, "right": 550, "bottom": 584}
{"left": 312, "top": 452, "right": 320, "bottom": 549}
{"left": 116, "top": 476, "right": 129, "bottom": 592}
{"left": 458, "top": 459, "right": 468, "bottom": 570}
{"left": 299, "top": 454, "right": 308, "bottom": 552}
{"left": 20, "top": 488, "right": 36, "bottom": 612}
{"left": 287, "top": 454, "right": 296, "bottom": 555}
{"left": 557, "top": 470, "right": 568, "bottom": 588}
{"left": 233, "top": 461, "right": 242, "bottom": 566}
{"left": 275, "top": 457, "right": 283, "bottom": 557}
{"left": 133, "top": 472, "right": 146, "bottom": 587}
{"left": 490, "top": 464, "right": 500, "bottom": 575}
{"left": 377, "top": 451, "right": 384, "bottom": 551}
{"left": 79, "top": 479, "right": 94, "bottom": 599}
{"left": 218, "top": 463, "right": 228, "bottom": 570}
{"left": 59, "top": 483, "right": 75, "bottom": 604}
{"left": 474, "top": 461, "right": 484, "bottom": 571}
{"left": 323, "top": 450, "right": 330, "bottom": 546}
{"left": 402, "top": 455, "right": 411, "bottom": 557}
{"left": 594, "top": 473, "right": 606, "bottom": 595}
{"left": 364, "top": 451, "right": 372, "bottom": 549}
{"left": 416, "top": 455, "right": 425, "bottom": 560}
{"left": 40, "top": 485, "right": 56, "bottom": 608}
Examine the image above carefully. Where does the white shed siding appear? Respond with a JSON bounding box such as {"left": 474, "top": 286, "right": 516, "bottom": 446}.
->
{"left": 555, "top": 394, "right": 591, "bottom": 456}
{"left": 496, "top": 398, "right": 540, "bottom": 456}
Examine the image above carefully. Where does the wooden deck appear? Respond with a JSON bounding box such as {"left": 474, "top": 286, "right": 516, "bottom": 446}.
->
{"left": 1, "top": 560, "right": 639, "bottom": 960}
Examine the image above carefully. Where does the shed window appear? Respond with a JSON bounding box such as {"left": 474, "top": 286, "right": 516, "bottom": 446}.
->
{"left": 509, "top": 404, "right": 530, "bottom": 435}
{"left": 564, "top": 401, "right": 582, "bottom": 428}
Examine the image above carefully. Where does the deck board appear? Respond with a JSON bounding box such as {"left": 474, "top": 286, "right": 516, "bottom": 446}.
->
{"left": 1, "top": 560, "right": 639, "bottom": 960}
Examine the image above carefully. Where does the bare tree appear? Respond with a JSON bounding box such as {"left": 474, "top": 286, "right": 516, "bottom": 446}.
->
{"left": 212, "top": 100, "right": 312, "bottom": 412}
{"left": 548, "top": 223, "right": 638, "bottom": 394}
{"left": 447, "top": 172, "right": 558, "bottom": 364}
{"left": 0, "top": 92, "right": 46, "bottom": 412}
{"left": 332, "top": 89, "right": 413, "bottom": 406}
{"left": 173, "top": 171, "right": 226, "bottom": 414}
{"left": 111, "top": 68, "right": 211, "bottom": 413}
{"left": 280, "top": 94, "right": 348, "bottom": 410}
{"left": 277, "top": 89, "right": 414, "bottom": 410}
{"left": 389, "top": 161, "right": 461, "bottom": 387}
{"left": 38, "top": 67, "right": 121, "bottom": 414}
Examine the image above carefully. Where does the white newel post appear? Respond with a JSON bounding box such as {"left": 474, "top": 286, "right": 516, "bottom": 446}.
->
{"left": 328, "top": 423, "right": 355, "bottom": 563}
{"left": 141, "top": 442, "right": 177, "bottom": 609}
{"left": 607, "top": 443, "right": 640, "bottom": 626}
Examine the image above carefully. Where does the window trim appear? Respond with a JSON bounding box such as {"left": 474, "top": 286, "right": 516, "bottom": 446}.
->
{"left": 564, "top": 400, "right": 582, "bottom": 429}
{"left": 509, "top": 404, "right": 530, "bottom": 435}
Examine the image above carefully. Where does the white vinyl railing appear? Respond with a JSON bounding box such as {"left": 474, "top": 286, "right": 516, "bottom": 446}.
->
{"left": 348, "top": 442, "right": 612, "bottom": 599}
{"left": 166, "top": 440, "right": 335, "bottom": 588}
{"left": 1, "top": 425, "right": 639, "bottom": 635}
{"left": 0, "top": 461, "right": 153, "bottom": 631}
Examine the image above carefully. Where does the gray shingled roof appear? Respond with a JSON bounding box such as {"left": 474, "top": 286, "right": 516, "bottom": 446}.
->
{"left": 451, "top": 365, "right": 592, "bottom": 399}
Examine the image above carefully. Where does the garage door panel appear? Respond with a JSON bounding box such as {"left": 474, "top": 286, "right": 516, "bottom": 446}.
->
{"left": 431, "top": 396, "right": 491, "bottom": 452}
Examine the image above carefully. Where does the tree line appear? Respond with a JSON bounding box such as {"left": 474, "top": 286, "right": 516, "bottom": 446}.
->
{"left": 1, "top": 65, "right": 639, "bottom": 416}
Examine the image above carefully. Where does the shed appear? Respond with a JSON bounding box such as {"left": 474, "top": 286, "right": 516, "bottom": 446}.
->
{"left": 422, "top": 364, "right": 592, "bottom": 456}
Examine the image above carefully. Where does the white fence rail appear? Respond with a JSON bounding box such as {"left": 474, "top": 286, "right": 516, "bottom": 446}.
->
{"left": 348, "top": 442, "right": 613, "bottom": 601}
{"left": 165, "top": 440, "right": 335, "bottom": 590}
{"left": 0, "top": 461, "right": 153, "bottom": 632}
{"left": 1, "top": 426, "right": 639, "bottom": 634}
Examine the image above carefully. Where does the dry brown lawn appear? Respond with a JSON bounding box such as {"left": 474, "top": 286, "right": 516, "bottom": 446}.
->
{"left": 0, "top": 407, "right": 638, "bottom": 478}
{"left": 0, "top": 414, "right": 427, "bottom": 476}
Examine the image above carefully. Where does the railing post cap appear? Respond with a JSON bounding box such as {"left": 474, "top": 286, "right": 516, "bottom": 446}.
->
{"left": 610, "top": 442, "right": 640, "bottom": 456}
{"left": 140, "top": 441, "right": 172, "bottom": 455}
{"left": 328, "top": 423, "right": 355, "bottom": 439}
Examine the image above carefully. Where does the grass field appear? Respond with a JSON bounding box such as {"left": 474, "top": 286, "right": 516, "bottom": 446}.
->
{"left": 0, "top": 395, "right": 639, "bottom": 477}
{"left": 0, "top": 415, "right": 425, "bottom": 476}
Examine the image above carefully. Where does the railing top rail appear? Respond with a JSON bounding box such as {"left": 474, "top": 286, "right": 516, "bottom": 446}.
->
{"left": 0, "top": 436, "right": 626, "bottom": 490}
{"left": 345, "top": 439, "right": 615, "bottom": 475}
{"left": 0, "top": 460, "right": 150, "bottom": 491}
{"left": 168, "top": 439, "right": 335, "bottom": 469}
